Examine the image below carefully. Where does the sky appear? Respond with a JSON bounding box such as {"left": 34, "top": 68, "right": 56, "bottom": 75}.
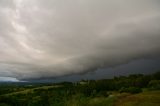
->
{"left": 0, "top": 0, "right": 160, "bottom": 82}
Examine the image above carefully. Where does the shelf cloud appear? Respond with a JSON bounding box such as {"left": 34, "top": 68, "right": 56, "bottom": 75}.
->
{"left": 0, "top": 0, "right": 160, "bottom": 80}
{"left": 0, "top": 77, "right": 20, "bottom": 82}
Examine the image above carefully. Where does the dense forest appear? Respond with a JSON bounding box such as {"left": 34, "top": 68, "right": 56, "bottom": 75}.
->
{"left": 0, "top": 71, "right": 160, "bottom": 106}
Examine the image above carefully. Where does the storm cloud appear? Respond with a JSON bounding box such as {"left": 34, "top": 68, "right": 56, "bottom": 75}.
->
{"left": 0, "top": 0, "right": 160, "bottom": 80}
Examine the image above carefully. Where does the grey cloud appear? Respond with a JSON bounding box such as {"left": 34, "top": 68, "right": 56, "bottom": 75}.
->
{"left": 0, "top": 0, "right": 160, "bottom": 80}
{"left": 0, "top": 77, "right": 20, "bottom": 82}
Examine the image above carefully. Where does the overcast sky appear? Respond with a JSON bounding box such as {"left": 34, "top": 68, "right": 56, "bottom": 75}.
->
{"left": 0, "top": 0, "right": 160, "bottom": 81}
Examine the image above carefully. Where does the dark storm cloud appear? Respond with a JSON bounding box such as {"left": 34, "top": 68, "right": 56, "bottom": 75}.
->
{"left": 0, "top": 0, "right": 160, "bottom": 80}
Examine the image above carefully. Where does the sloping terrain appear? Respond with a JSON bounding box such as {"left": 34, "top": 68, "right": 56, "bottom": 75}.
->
{"left": 114, "top": 91, "right": 160, "bottom": 106}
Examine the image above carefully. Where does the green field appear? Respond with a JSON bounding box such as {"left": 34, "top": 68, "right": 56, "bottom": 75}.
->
{"left": 0, "top": 72, "right": 160, "bottom": 106}
{"left": 115, "top": 91, "right": 160, "bottom": 106}
{"left": 0, "top": 86, "right": 159, "bottom": 106}
{"left": 62, "top": 90, "right": 160, "bottom": 106}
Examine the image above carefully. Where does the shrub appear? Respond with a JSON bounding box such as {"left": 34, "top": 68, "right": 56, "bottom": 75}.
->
{"left": 148, "top": 80, "right": 160, "bottom": 90}
{"left": 96, "top": 91, "right": 109, "bottom": 97}
{"left": 119, "top": 87, "right": 142, "bottom": 94}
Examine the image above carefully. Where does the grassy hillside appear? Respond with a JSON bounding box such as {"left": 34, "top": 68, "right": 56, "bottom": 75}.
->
{"left": 64, "top": 90, "right": 160, "bottom": 106}
{"left": 0, "top": 72, "right": 159, "bottom": 106}
{"left": 0, "top": 87, "right": 159, "bottom": 106}
{"left": 114, "top": 90, "right": 160, "bottom": 106}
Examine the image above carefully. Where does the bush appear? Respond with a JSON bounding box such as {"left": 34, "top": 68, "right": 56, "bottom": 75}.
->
{"left": 0, "top": 103, "right": 10, "bottom": 106}
{"left": 148, "top": 80, "right": 160, "bottom": 90}
{"left": 119, "top": 87, "right": 142, "bottom": 94}
{"left": 96, "top": 91, "right": 109, "bottom": 97}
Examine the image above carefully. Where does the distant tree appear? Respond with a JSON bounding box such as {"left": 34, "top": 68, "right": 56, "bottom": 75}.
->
{"left": 152, "top": 71, "right": 160, "bottom": 80}
{"left": 148, "top": 80, "right": 160, "bottom": 90}
{"left": 119, "top": 87, "right": 142, "bottom": 94}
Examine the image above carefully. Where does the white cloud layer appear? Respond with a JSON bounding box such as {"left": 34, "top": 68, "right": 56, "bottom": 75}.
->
{"left": 0, "top": 0, "right": 160, "bottom": 80}
{"left": 0, "top": 77, "right": 20, "bottom": 82}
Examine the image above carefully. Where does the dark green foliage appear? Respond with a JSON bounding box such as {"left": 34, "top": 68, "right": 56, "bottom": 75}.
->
{"left": 0, "top": 71, "right": 159, "bottom": 106}
{"left": 148, "top": 80, "right": 160, "bottom": 90}
{"left": 119, "top": 87, "right": 142, "bottom": 94}
{"left": 96, "top": 91, "right": 109, "bottom": 97}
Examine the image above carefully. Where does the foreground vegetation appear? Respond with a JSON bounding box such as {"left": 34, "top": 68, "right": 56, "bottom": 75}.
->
{"left": 0, "top": 71, "right": 160, "bottom": 106}
{"left": 115, "top": 90, "right": 160, "bottom": 106}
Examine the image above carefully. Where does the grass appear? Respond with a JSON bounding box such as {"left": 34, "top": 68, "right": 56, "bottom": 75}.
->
{"left": 65, "top": 93, "right": 117, "bottom": 106}
{"left": 114, "top": 90, "right": 160, "bottom": 106}
{"left": 2, "top": 85, "right": 60, "bottom": 96}
{"left": 1, "top": 85, "right": 160, "bottom": 106}
{"left": 87, "top": 96, "right": 116, "bottom": 106}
